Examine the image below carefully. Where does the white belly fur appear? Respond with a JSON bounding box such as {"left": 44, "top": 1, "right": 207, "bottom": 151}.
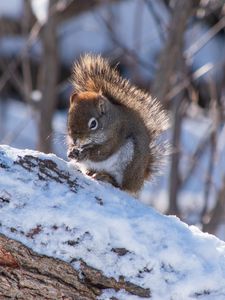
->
{"left": 77, "top": 139, "right": 134, "bottom": 185}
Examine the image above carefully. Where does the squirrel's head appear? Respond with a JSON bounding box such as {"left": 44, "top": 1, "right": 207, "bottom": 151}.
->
{"left": 67, "top": 91, "right": 117, "bottom": 158}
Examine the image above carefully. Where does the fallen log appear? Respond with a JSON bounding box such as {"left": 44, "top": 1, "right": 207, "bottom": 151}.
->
{"left": 0, "top": 145, "right": 225, "bottom": 299}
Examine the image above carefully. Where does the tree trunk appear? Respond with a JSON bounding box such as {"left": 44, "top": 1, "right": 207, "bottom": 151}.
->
{"left": 38, "top": 3, "right": 58, "bottom": 153}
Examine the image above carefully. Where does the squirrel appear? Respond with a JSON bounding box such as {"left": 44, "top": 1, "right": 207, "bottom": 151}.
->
{"left": 67, "top": 54, "right": 169, "bottom": 195}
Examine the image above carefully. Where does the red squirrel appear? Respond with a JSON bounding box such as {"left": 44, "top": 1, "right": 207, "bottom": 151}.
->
{"left": 67, "top": 55, "right": 169, "bottom": 194}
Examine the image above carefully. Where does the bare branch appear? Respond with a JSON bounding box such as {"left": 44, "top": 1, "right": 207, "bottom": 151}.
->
{"left": 152, "top": 0, "right": 200, "bottom": 104}
{"left": 185, "top": 16, "right": 225, "bottom": 60}
{"left": 202, "top": 177, "right": 225, "bottom": 234}
{"left": 99, "top": 12, "right": 155, "bottom": 73}
{"left": 144, "top": 0, "right": 167, "bottom": 42}
{"left": 181, "top": 132, "right": 211, "bottom": 189}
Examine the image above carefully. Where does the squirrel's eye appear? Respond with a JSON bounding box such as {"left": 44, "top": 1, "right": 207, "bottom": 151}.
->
{"left": 88, "top": 117, "right": 98, "bottom": 130}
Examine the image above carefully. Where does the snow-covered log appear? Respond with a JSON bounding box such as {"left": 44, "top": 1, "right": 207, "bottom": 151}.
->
{"left": 0, "top": 145, "right": 225, "bottom": 300}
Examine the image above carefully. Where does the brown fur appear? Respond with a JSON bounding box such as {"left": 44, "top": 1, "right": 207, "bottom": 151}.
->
{"left": 67, "top": 55, "right": 169, "bottom": 194}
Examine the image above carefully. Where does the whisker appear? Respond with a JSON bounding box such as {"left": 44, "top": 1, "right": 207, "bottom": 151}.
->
{"left": 52, "top": 132, "right": 68, "bottom": 146}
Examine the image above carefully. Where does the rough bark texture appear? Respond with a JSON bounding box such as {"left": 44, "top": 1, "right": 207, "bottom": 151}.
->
{"left": 0, "top": 234, "right": 150, "bottom": 300}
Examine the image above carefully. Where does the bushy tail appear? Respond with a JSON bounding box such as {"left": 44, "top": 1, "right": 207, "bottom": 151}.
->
{"left": 72, "top": 54, "right": 169, "bottom": 135}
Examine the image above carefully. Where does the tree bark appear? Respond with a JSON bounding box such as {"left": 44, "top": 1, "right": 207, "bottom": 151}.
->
{"left": 38, "top": 2, "right": 59, "bottom": 153}
{"left": 0, "top": 233, "right": 149, "bottom": 300}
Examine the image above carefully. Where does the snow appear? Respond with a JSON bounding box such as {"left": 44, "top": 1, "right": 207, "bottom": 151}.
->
{"left": 1, "top": 145, "right": 225, "bottom": 299}
{"left": 30, "top": 90, "right": 42, "bottom": 102}
{"left": 99, "top": 290, "right": 143, "bottom": 300}
{"left": 31, "top": 0, "right": 49, "bottom": 24}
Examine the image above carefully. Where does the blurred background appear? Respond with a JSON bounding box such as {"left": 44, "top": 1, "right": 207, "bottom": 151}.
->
{"left": 0, "top": 0, "right": 225, "bottom": 239}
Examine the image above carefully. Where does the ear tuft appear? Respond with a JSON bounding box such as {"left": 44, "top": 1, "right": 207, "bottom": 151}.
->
{"left": 98, "top": 96, "right": 109, "bottom": 115}
{"left": 70, "top": 93, "right": 78, "bottom": 105}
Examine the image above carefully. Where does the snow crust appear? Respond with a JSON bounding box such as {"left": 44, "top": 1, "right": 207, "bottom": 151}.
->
{"left": 1, "top": 145, "right": 225, "bottom": 299}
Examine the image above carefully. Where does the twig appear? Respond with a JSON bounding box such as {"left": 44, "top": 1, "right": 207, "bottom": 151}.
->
{"left": 98, "top": 11, "right": 156, "bottom": 73}
{"left": 180, "top": 131, "right": 212, "bottom": 189}
{"left": 202, "top": 176, "right": 225, "bottom": 234}
{"left": 0, "top": 110, "right": 36, "bottom": 145}
{"left": 152, "top": 0, "right": 199, "bottom": 103}
{"left": 201, "top": 78, "right": 219, "bottom": 223}
{"left": 131, "top": 0, "right": 144, "bottom": 81}
{"left": 167, "top": 63, "right": 214, "bottom": 100}
{"left": 144, "top": 0, "right": 166, "bottom": 42}
{"left": 201, "top": 131, "right": 217, "bottom": 223}
{"left": 185, "top": 16, "right": 225, "bottom": 60}
{"left": 0, "top": 61, "right": 27, "bottom": 100}
{"left": 167, "top": 90, "right": 186, "bottom": 216}
{"left": 0, "top": 22, "right": 41, "bottom": 92}
{"left": 0, "top": 0, "right": 75, "bottom": 95}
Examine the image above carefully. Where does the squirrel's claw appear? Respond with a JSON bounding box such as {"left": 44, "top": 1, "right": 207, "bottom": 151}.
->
{"left": 90, "top": 172, "right": 119, "bottom": 188}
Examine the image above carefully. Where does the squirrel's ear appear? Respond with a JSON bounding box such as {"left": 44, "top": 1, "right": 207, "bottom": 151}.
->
{"left": 70, "top": 93, "right": 77, "bottom": 105}
{"left": 98, "top": 96, "right": 109, "bottom": 115}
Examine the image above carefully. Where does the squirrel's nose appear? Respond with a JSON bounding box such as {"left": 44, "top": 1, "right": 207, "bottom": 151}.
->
{"left": 67, "top": 148, "right": 80, "bottom": 159}
{"left": 73, "top": 149, "right": 80, "bottom": 156}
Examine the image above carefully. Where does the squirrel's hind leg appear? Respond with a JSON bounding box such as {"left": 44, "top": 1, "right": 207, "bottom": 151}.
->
{"left": 87, "top": 170, "right": 119, "bottom": 188}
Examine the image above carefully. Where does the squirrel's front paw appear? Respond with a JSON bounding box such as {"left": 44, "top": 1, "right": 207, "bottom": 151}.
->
{"left": 91, "top": 172, "right": 119, "bottom": 187}
{"left": 67, "top": 147, "right": 89, "bottom": 161}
